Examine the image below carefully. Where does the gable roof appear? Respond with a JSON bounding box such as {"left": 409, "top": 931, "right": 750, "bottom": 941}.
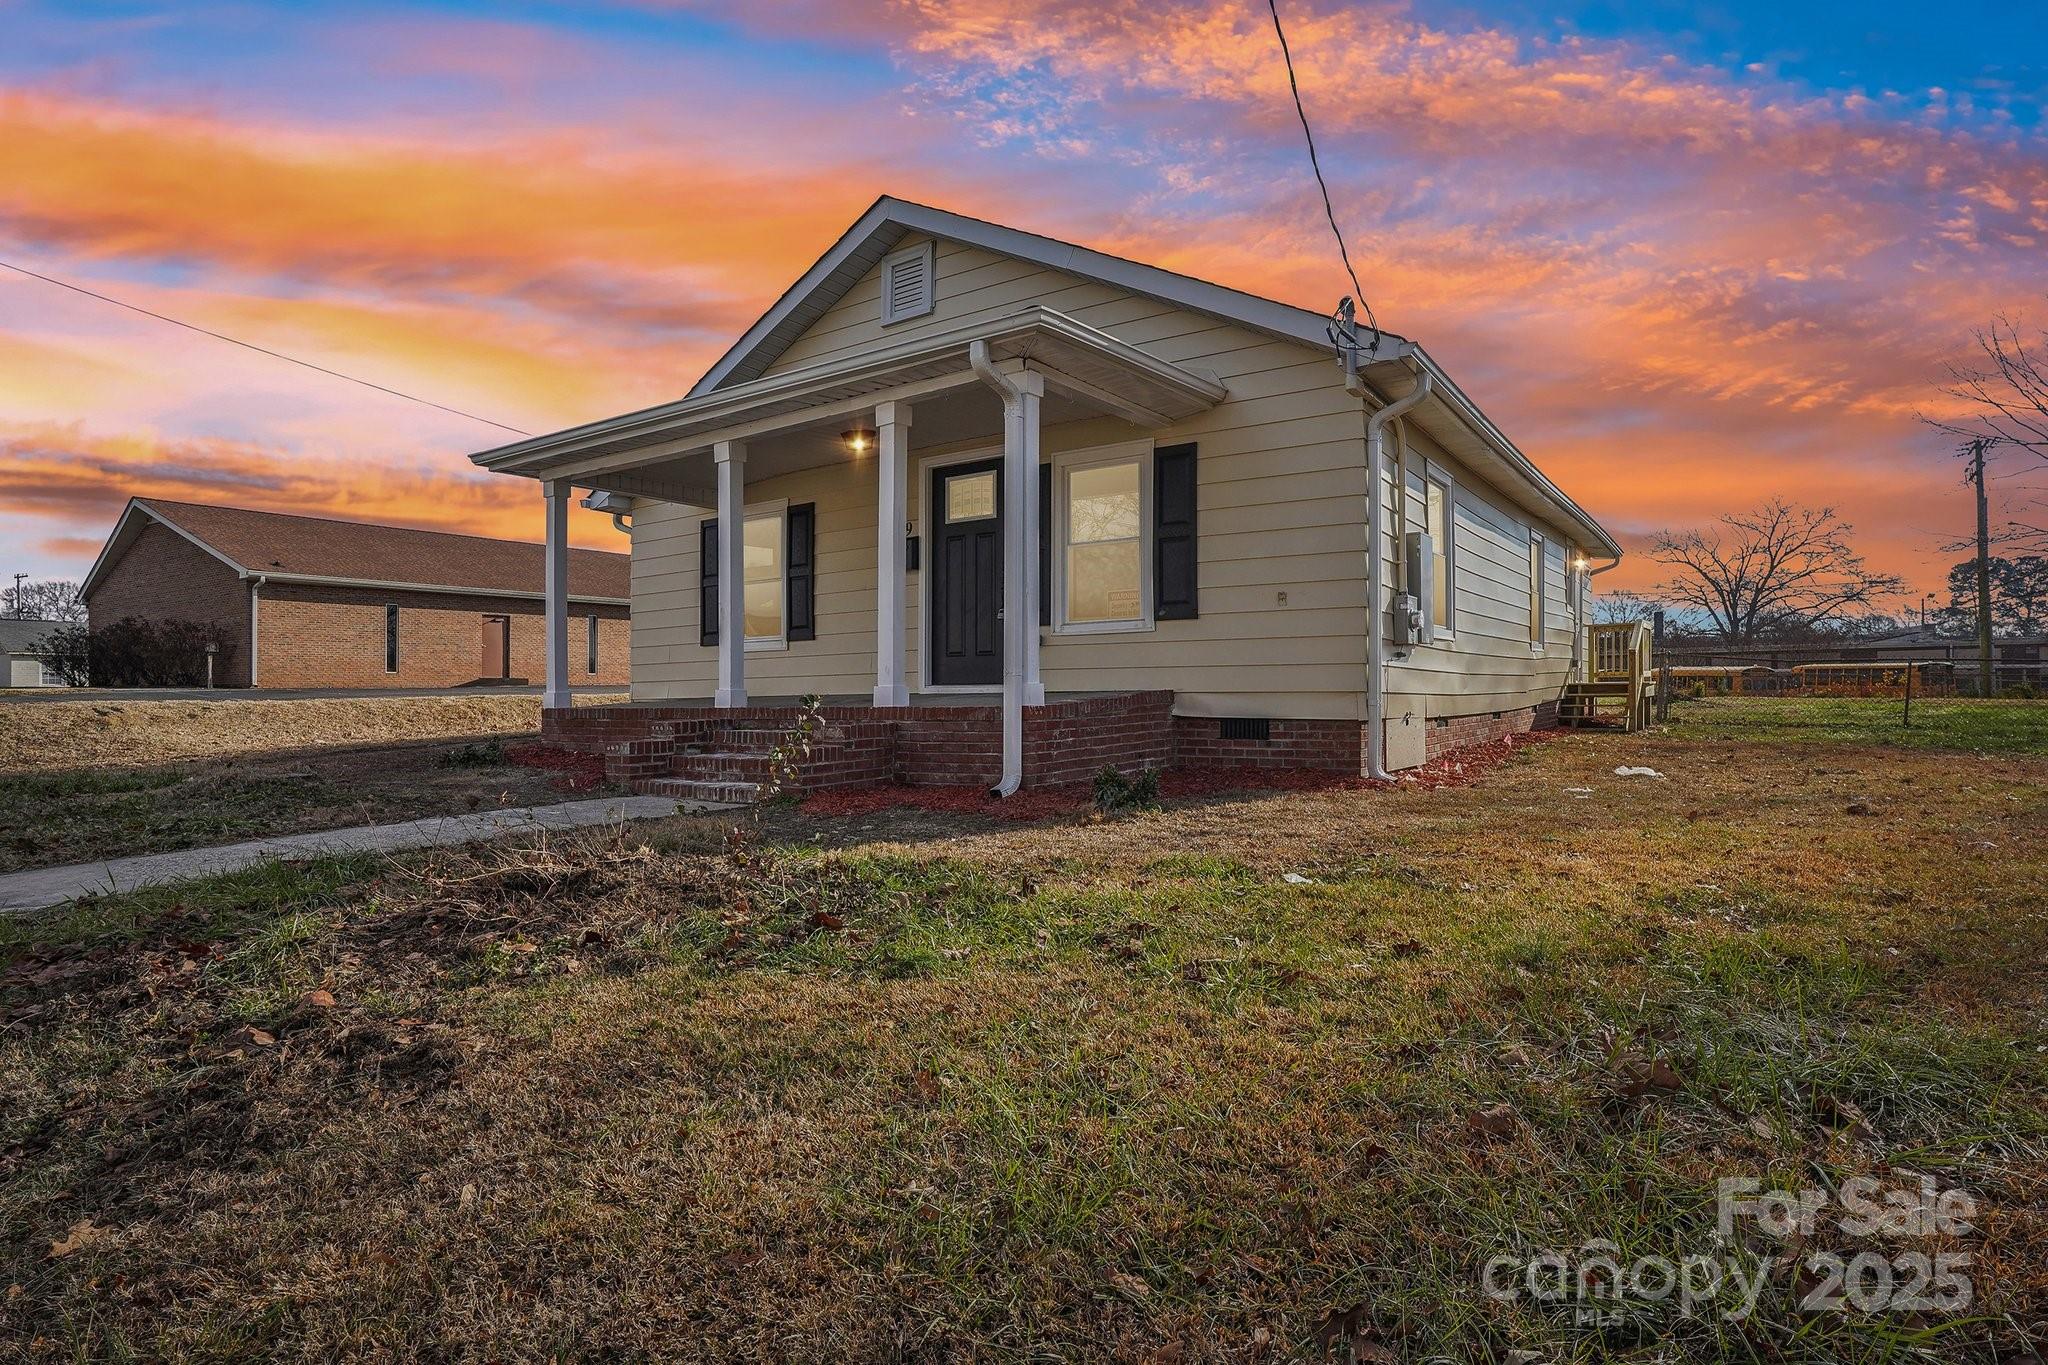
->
{"left": 0, "top": 619, "right": 63, "bottom": 655}
{"left": 685, "top": 196, "right": 1621, "bottom": 558}
{"left": 82, "top": 499, "right": 629, "bottom": 603}
{"left": 692, "top": 196, "right": 1409, "bottom": 395}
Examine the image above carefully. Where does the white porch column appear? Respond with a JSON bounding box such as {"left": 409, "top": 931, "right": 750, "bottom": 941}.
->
{"left": 542, "top": 478, "right": 571, "bottom": 710}
{"left": 1015, "top": 372, "right": 1045, "bottom": 706}
{"left": 872, "top": 400, "right": 911, "bottom": 707}
{"left": 713, "top": 440, "right": 748, "bottom": 708}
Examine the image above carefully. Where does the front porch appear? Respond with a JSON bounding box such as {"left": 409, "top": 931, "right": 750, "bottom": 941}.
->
{"left": 481, "top": 306, "right": 1228, "bottom": 796}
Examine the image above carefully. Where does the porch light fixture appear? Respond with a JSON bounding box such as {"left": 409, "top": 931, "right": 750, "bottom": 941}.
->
{"left": 841, "top": 426, "right": 877, "bottom": 455}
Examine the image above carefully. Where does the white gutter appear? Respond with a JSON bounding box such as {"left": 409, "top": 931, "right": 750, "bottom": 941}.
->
{"left": 1349, "top": 363, "right": 1433, "bottom": 782}
{"left": 969, "top": 338, "right": 1027, "bottom": 797}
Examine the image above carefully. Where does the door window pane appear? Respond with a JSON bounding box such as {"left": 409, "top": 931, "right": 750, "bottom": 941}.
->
{"left": 744, "top": 512, "right": 784, "bottom": 641}
{"left": 944, "top": 470, "right": 997, "bottom": 522}
{"left": 1064, "top": 459, "right": 1143, "bottom": 624}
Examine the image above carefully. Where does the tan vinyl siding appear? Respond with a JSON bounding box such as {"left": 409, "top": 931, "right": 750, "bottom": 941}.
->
{"left": 1384, "top": 427, "right": 1578, "bottom": 718}
{"left": 633, "top": 232, "right": 1583, "bottom": 725}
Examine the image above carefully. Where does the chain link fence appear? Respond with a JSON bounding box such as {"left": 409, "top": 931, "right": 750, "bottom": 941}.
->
{"left": 1647, "top": 646, "right": 2048, "bottom": 752}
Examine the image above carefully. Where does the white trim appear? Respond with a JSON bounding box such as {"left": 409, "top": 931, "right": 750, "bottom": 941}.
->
{"left": 878, "top": 239, "right": 935, "bottom": 325}
{"left": 245, "top": 571, "right": 627, "bottom": 606}
{"left": 914, "top": 446, "right": 1005, "bottom": 694}
{"left": 658, "top": 195, "right": 1619, "bottom": 559}
{"left": 1050, "top": 440, "right": 1155, "bottom": 636}
{"left": 80, "top": 500, "right": 247, "bottom": 598}
{"left": 1528, "top": 529, "right": 1548, "bottom": 653}
{"left": 738, "top": 496, "right": 791, "bottom": 653}
{"left": 1413, "top": 464, "right": 1457, "bottom": 642}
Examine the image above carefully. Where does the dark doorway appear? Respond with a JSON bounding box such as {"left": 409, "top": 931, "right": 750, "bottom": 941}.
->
{"left": 480, "top": 615, "right": 510, "bottom": 680}
{"left": 929, "top": 458, "right": 1003, "bottom": 687}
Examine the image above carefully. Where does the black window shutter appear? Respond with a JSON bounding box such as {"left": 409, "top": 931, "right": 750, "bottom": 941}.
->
{"left": 1154, "top": 442, "right": 1198, "bottom": 619}
{"left": 1038, "top": 462, "right": 1052, "bottom": 627}
{"left": 699, "top": 518, "right": 719, "bottom": 646}
{"left": 787, "top": 502, "right": 816, "bottom": 641}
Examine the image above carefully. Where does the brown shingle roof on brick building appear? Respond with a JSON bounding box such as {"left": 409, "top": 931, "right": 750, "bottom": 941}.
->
{"left": 86, "top": 499, "right": 628, "bottom": 602}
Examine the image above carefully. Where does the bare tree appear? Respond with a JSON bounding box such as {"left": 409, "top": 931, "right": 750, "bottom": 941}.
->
{"left": 1591, "top": 589, "right": 1665, "bottom": 625}
{"left": 1648, "top": 500, "right": 1906, "bottom": 643}
{"left": 1927, "top": 309, "right": 2048, "bottom": 551}
{"left": 3, "top": 578, "right": 84, "bottom": 623}
{"left": 1929, "top": 309, "right": 2048, "bottom": 459}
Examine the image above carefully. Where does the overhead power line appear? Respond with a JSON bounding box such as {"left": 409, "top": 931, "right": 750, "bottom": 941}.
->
{"left": 1266, "top": 0, "right": 1380, "bottom": 356}
{"left": 0, "top": 258, "right": 531, "bottom": 437}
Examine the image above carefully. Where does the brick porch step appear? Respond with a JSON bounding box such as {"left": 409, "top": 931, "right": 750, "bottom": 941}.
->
{"left": 640, "top": 776, "right": 765, "bottom": 805}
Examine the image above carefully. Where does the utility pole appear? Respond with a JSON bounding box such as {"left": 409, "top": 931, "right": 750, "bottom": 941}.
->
{"left": 9, "top": 573, "right": 23, "bottom": 618}
{"left": 1969, "top": 439, "right": 1993, "bottom": 697}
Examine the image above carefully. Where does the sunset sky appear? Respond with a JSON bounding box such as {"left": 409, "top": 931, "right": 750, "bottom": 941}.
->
{"left": 3, "top": 1, "right": 2044, "bottom": 603}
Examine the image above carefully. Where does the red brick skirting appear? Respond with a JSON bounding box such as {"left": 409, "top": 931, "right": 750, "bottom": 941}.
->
{"left": 543, "top": 692, "right": 1555, "bottom": 792}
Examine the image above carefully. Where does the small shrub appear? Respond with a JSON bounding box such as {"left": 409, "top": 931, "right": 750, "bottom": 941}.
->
{"left": 437, "top": 739, "right": 507, "bottom": 768}
{"left": 35, "top": 617, "right": 235, "bottom": 687}
{"left": 1999, "top": 681, "right": 2039, "bottom": 700}
{"left": 1092, "top": 765, "right": 1160, "bottom": 815}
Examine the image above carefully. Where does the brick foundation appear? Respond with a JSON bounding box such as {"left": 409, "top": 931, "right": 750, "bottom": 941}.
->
{"left": 1422, "top": 700, "right": 1559, "bottom": 760}
{"left": 544, "top": 692, "right": 1556, "bottom": 794}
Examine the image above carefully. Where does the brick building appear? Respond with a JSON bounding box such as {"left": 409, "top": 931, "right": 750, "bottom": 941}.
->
{"left": 82, "top": 499, "right": 629, "bottom": 688}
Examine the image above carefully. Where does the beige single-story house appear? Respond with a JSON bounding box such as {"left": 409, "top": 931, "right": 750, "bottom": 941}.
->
{"left": 471, "top": 197, "right": 1623, "bottom": 799}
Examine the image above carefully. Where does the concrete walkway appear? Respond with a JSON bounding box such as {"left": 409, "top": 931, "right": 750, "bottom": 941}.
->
{"left": 0, "top": 794, "right": 712, "bottom": 915}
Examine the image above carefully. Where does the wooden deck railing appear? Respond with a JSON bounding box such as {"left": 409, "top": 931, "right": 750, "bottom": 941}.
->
{"left": 1587, "top": 621, "right": 1651, "bottom": 683}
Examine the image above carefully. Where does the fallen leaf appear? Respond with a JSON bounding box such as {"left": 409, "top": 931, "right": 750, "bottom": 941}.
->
{"left": 48, "top": 1219, "right": 103, "bottom": 1259}
{"left": 1389, "top": 938, "right": 1428, "bottom": 959}
{"left": 300, "top": 989, "right": 336, "bottom": 1009}
{"left": 1466, "top": 1103, "right": 1519, "bottom": 1138}
{"left": 1107, "top": 1270, "right": 1151, "bottom": 1300}
{"left": 809, "top": 911, "right": 846, "bottom": 931}
{"left": 504, "top": 942, "right": 538, "bottom": 955}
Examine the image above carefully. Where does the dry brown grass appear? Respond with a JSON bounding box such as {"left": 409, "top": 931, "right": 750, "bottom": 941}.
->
{"left": 0, "top": 692, "right": 620, "bottom": 772}
{"left": 3, "top": 729, "right": 2045, "bottom": 1362}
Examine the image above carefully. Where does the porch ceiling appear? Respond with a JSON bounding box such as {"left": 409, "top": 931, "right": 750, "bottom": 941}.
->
{"left": 469, "top": 307, "right": 1227, "bottom": 501}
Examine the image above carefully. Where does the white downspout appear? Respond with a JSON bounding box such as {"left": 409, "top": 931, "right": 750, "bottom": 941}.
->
{"left": 249, "top": 575, "right": 265, "bottom": 688}
{"left": 1349, "top": 363, "right": 1432, "bottom": 781}
{"left": 1575, "top": 554, "right": 1623, "bottom": 681}
{"left": 969, "top": 339, "right": 1027, "bottom": 797}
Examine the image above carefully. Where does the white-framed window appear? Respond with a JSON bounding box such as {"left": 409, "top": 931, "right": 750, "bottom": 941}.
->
{"left": 1528, "top": 531, "right": 1547, "bottom": 651}
{"left": 1054, "top": 443, "right": 1152, "bottom": 633}
{"left": 742, "top": 505, "right": 787, "bottom": 649}
{"left": 1424, "top": 471, "right": 1456, "bottom": 637}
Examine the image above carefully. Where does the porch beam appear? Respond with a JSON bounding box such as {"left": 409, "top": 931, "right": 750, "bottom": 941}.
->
{"left": 872, "top": 400, "right": 912, "bottom": 708}
{"left": 527, "top": 366, "right": 1011, "bottom": 484}
{"left": 713, "top": 441, "right": 747, "bottom": 708}
{"left": 541, "top": 478, "right": 571, "bottom": 711}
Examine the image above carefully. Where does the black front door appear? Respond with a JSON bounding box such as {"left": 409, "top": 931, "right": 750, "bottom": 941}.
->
{"left": 930, "top": 458, "right": 1003, "bottom": 687}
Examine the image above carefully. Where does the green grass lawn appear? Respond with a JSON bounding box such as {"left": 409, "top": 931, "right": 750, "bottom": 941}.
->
{"left": 1664, "top": 694, "right": 2048, "bottom": 753}
{"left": 0, "top": 738, "right": 599, "bottom": 874}
{"left": 2, "top": 731, "right": 2044, "bottom": 1362}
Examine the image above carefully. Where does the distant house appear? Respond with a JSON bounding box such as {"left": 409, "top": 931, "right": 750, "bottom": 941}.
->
{"left": 81, "top": 499, "right": 630, "bottom": 688}
{"left": 1, "top": 619, "right": 65, "bottom": 688}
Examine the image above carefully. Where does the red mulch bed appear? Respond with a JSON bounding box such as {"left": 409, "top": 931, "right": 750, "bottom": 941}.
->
{"left": 503, "top": 742, "right": 609, "bottom": 792}
{"left": 795, "top": 730, "right": 1559, "bottom": 821}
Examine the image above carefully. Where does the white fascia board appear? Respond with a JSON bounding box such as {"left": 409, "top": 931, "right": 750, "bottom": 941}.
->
{"left": 81, "top": 500, "right": 252, "bottom": 598}
{"left": 257, "top": 571, "right": 627, "bottom": 606}
{"left": 1402, "top": 348, "right": 1624, "bottom": 559}
{"left": 687, "top": 197, "right": 1413, "bottom": 397}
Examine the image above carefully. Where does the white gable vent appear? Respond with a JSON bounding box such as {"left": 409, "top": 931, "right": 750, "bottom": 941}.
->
{"left": 880, "top": 241, "right": 935, "bottom": 325}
